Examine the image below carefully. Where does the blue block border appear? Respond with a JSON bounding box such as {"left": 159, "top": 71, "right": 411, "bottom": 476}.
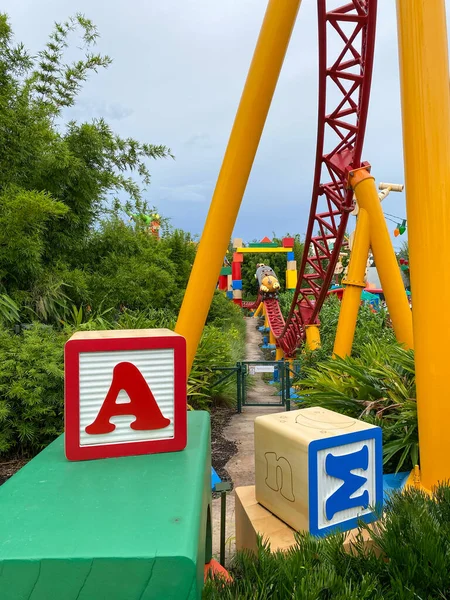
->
{"left": 308, "top": 428, "right": 383, "bottom": 537}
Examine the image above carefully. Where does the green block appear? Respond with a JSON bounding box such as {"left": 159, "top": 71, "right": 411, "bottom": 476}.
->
{"left": 0, "top": 412, "right": 211, "bottom": 600}
{"left": 220, "top": 266, "right": 232, "bottom": 275}
{"left": 248, "top": 242, "right": 279, "bottom": 248}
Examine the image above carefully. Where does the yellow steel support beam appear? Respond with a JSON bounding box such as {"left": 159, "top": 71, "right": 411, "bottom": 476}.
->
{"left": 305, "top": 325, "right": 321, "bottom": 351}
{"left": 333, "top": 207, "right": 370, "bottom": 358}
{"left": 350, "top": 169, "right": 413, "bottom": 350}
{"left": 269, "top": 328, "right": 276, "bottom": 346}
{"left": 253, "top": 302, "right": 263, "bottom": 318}
{"left": 263, "top": 304, "right": 269, "bottom": 330}
{"left": 397, "top": 0, "right": 450, "bottom": 490}
{"left": 175, "top": 0, "right": 302, "bottom": 373}
{"left": 275, "top": 347, "right": 284, "bottom": 361}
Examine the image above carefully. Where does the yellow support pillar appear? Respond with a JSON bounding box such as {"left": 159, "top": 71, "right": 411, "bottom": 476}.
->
{"left": 305, "top": 325, "right": 320, "bottom": 351}
{"left": 396, "top": 0, "right": 450, "bottom": 490}
{"left": 275, "top": 347, "right": 284, "bottom": 361}
{"left": 350, "top": 169, "right": 413, "bottom": 350}
{"left": 269, "top": 328, "right": 276, "bottom": 346}
{"left": 333, "top": 207, "right": 370, "bottom": 358}
{"left": 253, "top": 302, "right": 263, "bottom": 318}
{"left": 175, "top": 0, "right": 302, "bottom": 373}
{"left": 263, "top": 304, "right": 269, "bottom": 330}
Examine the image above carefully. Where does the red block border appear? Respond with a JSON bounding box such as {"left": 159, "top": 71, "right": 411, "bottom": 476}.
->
{"left": 64, "top": 335, "right": 187, "bottom": 461}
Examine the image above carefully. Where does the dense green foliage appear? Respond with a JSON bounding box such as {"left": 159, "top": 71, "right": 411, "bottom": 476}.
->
{"left": 0, "top": 14, "right": 246, "bottom": 458}
{"left": 287, "top": 297, "right": 414, "bottom": 473}
{"left": 298, "top": 341, "right": 417, "bottom": 472}
{"left": 0, "top": 293, "right": 244, "bottom": 457}
{"left": 292, "top": 294, "right": 395, "bottom": 363}
{"left": 0, "top": 325, "right": 65, "bottom": 456}
{"left": 204, "top": 484, "right": 450, "bottom": 599}
{"left": 0, "top": 13, "right": 174, "bottom": 322}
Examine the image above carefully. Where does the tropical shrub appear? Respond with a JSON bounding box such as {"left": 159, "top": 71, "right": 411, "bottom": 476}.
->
{"left": 204, "top": 484, "right": 450, "bottom": 600}
{"left": 0, "top": 13, "right": 172, "bottom": 321}
{"left": 298, "top": 341, "right": 417, "bottom": 472}
{"left": 189, "top": 294, "right": 246, "bottom": 410}
{"left": 207, "top": 291, "right": 246, "bottom": 336}
{"left": 0, "top": 325, "right": 66, "bottom": 456}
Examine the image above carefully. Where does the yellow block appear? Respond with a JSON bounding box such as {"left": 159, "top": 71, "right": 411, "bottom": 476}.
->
{"left": 285, "top": 270, "right": 297, "bottom": 289}
{"left": 254, "top": 408, "right": 382, "bottom": 535}
{"left": 237, "top": 247, "right": 291, "bottom": 253}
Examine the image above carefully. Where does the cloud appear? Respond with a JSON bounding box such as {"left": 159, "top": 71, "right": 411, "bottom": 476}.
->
{"left": 184, "top": 133, "right": 214, "bottom": 149}
{"left": 3, "top": 0, "right": 450, "bottom": 241}
{"left": 159, "top": 181, "right": 213, "bottom": 204}
{"left": 68, "top": 99, "right": 134, "bottom": 122}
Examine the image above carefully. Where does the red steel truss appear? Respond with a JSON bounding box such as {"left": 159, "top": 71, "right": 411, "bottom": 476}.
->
{"left": 264, "top": 0, "right": 378, "bottom": 357}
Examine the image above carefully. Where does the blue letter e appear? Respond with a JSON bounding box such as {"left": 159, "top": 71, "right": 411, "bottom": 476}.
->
{"left": 325, "top": 445, "right": 369, "bottom": 521}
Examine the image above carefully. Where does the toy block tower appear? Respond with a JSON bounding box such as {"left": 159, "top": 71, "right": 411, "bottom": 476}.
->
{"left": 232, "top": 239, "right": 244, "bottom": 306}
{"left": 283, "top": 237, "right": 297, "bottom": 290}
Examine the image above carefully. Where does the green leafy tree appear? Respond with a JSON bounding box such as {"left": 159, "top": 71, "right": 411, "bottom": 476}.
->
{"left": 0, "top": 13, "right": 172, "bottom": 320}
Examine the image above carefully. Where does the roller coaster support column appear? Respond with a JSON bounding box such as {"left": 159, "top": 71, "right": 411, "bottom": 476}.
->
{"left": 349, "top": 168, "right": 414, "bottom": 350}
{"left": 175, "top": 0, "right": 302, "bottom": 372}
{"left": 333, "top": 207, "right": 370, "bottom": 358}
{"left": 305, "top": 325, "right": 320, "bottom": 351}
{"left": 397, "top": 0, "right": 450, "bottom": 490}
{"left": 269, "top": 328, "right": 276, "bottom": 347}
{"left": 275, "top": 347, "right": 284, "bottom": 361}
{"left": 253, "top": 303, "right": 263, "bottom": 318}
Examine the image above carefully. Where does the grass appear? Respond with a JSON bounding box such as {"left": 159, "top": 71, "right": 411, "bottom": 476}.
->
{"left": 204, "top": 484, "right": 450, "bottom": 599}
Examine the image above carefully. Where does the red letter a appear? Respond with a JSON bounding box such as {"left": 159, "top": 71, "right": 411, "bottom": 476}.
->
{"left": 85, "top": 362, "right": 171, "bottom": 435}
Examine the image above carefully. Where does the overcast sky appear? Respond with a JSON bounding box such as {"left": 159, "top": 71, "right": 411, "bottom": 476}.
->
{"left": 4, "top": 1, "right": 446, "bottom": 248}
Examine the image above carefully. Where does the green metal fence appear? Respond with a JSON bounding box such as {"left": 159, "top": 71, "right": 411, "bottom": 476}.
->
{"left": 211, "top": 360, "right": 301, "bottom": 413}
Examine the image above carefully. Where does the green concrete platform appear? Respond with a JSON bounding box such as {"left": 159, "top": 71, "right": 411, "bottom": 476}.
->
{"left": 0, "top": 411, "right": 211, "bottom": 600}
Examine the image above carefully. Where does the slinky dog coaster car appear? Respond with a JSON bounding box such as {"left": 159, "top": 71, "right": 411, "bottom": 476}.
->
{"left": 255, "top": 264, "right": 281, "bottom": 298}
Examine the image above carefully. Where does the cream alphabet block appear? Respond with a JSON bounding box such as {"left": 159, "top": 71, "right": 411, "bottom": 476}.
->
{"left": 254, "top": 407, "right": 382, "bottom": 537}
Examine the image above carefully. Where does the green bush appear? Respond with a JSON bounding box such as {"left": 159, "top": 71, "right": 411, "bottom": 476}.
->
{"left": 189, "top": 295, "right": 246, "bottom": 410}
{"left": 0, "top": 297, "right": 246, "bottom": 457}
{"left": 298, "top": 341, "right": 417, "bottom": 473}
{"left": 204, "top": 484, "right": 450, "bottom": 600}
{"left": 0, "top": 325, "right": 66, "bottom": 457}
{"left": 207, "top": 290, "right": 246, "bottom": 337}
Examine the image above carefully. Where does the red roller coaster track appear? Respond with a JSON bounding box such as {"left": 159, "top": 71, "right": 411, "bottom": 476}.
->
{"left": 250, "top": 0, "right": 378, "bottom": 357}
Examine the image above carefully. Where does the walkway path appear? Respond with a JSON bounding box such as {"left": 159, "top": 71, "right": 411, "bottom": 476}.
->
{"left": 211, "top": 316, "right": 287, "bottom": 565}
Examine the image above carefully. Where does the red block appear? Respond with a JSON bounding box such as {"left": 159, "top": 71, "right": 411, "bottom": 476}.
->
{"left": 64, "top": 330, "right": 187, "bottom": 461}
{"left": 282, "top": 237, "right": 295, "bottom": 248}
{"left": 232, "top": 262, "right": 241, "bottom": 280}
{"left": 233, "top": 252, "right": 244, "bottom": 263}
{"left": 218, "top": 275, "right": 228, "bottom": 290}
{"left": 233, "top": 299, "right": 243, "bottom": 307}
